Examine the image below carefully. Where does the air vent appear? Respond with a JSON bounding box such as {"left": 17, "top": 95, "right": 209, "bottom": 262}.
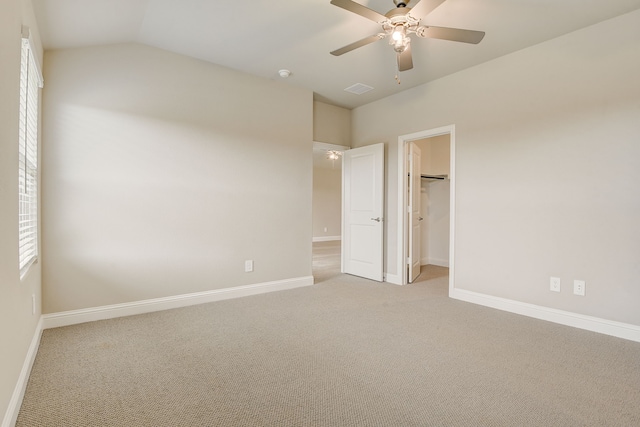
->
{"left": 344, "top": 83, "right": 374, "bottom": 95}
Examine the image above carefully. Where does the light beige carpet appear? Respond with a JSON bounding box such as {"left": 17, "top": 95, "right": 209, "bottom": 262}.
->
{"left": 17, "top": 242, "right": 640, "bottom": 426}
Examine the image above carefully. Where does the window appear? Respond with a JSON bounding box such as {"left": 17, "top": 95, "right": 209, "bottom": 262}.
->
{"left": 18, "top": 29, "right": 42, "bottom": 277}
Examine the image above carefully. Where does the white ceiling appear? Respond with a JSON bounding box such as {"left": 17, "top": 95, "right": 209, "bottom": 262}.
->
{"left": 32, "top": 0, "right": 640, "bottom": 109}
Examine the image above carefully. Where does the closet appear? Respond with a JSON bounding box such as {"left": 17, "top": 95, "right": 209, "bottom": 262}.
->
{"left": 416, "top": 134, "right": 450, "bottom": 268}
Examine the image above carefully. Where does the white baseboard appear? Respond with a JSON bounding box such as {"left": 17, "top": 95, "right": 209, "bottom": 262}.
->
{"left": 312, "top": 236, "right": 341, "bottom": 242}
{"left": 428, "top": 257, "right": 449, "bottom": 268}
{"left": 421, "top": 257, "right": 449, "bottom": 267}
{"left": 385, "top": 273, "right": 402, "bottom": 285}
{"left": 2, "top": 317, "right": 43, "bottom": 427}
{"left": 42, "top": 276, "right": 314, "bottom": 329}
{"left": 450, "top": 288, "right": 640, "bottom": 343}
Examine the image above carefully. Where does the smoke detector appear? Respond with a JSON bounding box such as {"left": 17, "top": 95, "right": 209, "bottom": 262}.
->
{"left": 278, "top": 69, "right": 291, "bottom": 78}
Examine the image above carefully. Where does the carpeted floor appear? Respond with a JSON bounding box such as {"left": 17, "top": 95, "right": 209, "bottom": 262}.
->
{"left": 17, "top": 241, "right": 640, "bottom": 426}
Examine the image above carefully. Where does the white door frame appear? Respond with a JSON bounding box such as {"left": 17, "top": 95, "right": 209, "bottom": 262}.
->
{"left": 397, "top": 125, "right": 455, "bottom": 291}
{"left": 408, "top": 142, "right": 422, "bottom": 283}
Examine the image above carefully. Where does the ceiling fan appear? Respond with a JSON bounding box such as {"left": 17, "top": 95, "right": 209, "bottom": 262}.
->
{"left": 330, "top": 0, "right": 485, "bottom": 72}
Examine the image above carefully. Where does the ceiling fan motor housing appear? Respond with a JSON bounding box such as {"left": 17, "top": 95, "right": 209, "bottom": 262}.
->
{"left": 383, "top": 8, "right": 420, "bottom": 35}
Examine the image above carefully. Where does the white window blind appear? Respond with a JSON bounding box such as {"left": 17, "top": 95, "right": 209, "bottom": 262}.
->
{"left": 18, "top": 31, "right": 42, "bottom": 277}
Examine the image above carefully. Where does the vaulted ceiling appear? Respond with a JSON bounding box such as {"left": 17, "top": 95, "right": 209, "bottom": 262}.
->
{"left": 33, "top": 0, "right": 640, "bottom": 109}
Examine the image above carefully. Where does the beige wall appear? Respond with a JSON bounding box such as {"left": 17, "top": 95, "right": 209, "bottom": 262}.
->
{"left": 420, "top": 134, "right": 450, "bottom": 177}
{"left": 41, "top": 43, "right": 313, "bottom": 313}
{"left": 352, "top": 10, "right": 640, "bottom": 325}
{"left": 422, "top": 179, "right": 450, "bottom": 266}
{"left": 0, "top": 0, "right": 43, "bottom": 421}
{"left": 313, "top": 101, "right": 351, "bottom": 146}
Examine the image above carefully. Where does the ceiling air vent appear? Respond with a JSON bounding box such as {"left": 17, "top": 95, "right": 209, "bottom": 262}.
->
{"left": 344, "top": 83, "right": 374, "bottom": 95}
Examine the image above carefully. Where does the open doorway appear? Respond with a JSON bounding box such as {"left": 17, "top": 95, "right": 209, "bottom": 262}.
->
{"left": 312, "top": 142, "right": 348, "bottom": 283}
{"left": 397, "top": 126, "right": 455, "bottom": 291}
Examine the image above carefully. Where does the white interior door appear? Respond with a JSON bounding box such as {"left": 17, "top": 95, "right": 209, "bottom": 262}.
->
{"left": 342, "top": 143, "right": 384, "bottom": 281}
{"left": 408, "top": 142, "right": 422, "bottom": 283}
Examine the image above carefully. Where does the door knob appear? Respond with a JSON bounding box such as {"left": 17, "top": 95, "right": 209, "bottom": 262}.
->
{"left": 371, "top": 217, "right": 382, "bottom": 222}
{"left": 419, "top": 217, "right": 424, "bottom": 221}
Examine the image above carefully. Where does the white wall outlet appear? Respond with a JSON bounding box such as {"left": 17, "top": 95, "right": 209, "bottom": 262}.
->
{"left": 323, "top": 227, "right": 328, "bottom": 233}
{"left": 244, "top": 260, "right": 254, "bottom": 273}
{"left": 550, "top": 277, "right": 561, "bottom": 292}
{"left": 32, "top": 294, "right": 36, "bottom": 315}
{"left": 573, "top": 280, "right": 586, "bottom": 296}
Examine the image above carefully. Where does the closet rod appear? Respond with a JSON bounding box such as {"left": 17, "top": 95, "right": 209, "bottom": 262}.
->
{"left": 420, "top": 174, "right": 448, "bottom": 180}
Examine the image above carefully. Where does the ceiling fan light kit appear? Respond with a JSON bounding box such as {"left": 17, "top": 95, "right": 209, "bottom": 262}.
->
{"left": 391, "top": 25, "right": 409, "bottom": 53}
{"left": 330, "top": 0, "right": 485, "bottom": 75}
{"left": 327, "top": 150, "right": 342, "bottom": 161}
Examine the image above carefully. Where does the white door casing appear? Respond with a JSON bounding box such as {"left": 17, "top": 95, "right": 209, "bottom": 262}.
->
{"left": 397, "top": 125, "right": 455, "bottom": 288}
{"left": 408, "top": 142, "right": 421, "bottom": 283}
{"left": 342, "top": 143, "right": 384, "bottom": 281}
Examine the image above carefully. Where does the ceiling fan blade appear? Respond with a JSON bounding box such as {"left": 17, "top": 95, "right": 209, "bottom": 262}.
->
{"left": 407, "top": 0, "right": 446, "bottom": 20}
{"left": 330, "top": 0, "right": 388, "bottom": 23}
{"left": 331, "top": 34, "right": 384, "bottom": 56}
{"left": 397, "top": 45, "right": 413, "bottom": 71}
{"left": 417, "top": 26, "right": 485, "bottom": 44}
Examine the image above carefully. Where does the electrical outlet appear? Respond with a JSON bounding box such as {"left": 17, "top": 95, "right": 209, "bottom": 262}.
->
{"left": 32, "top": 294, "right": 36, "bottom": 315}
{"left": 324, "top": 227, "right": 328, "bottom": 233}
{"left": 573, "top": 280, "right": 586, "bottom": 296}
{"left": 244, "top": 260, "right": 254, "bottom": 273}
{"left": 550, "top": 277, "right": 561, "bottom": 292}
